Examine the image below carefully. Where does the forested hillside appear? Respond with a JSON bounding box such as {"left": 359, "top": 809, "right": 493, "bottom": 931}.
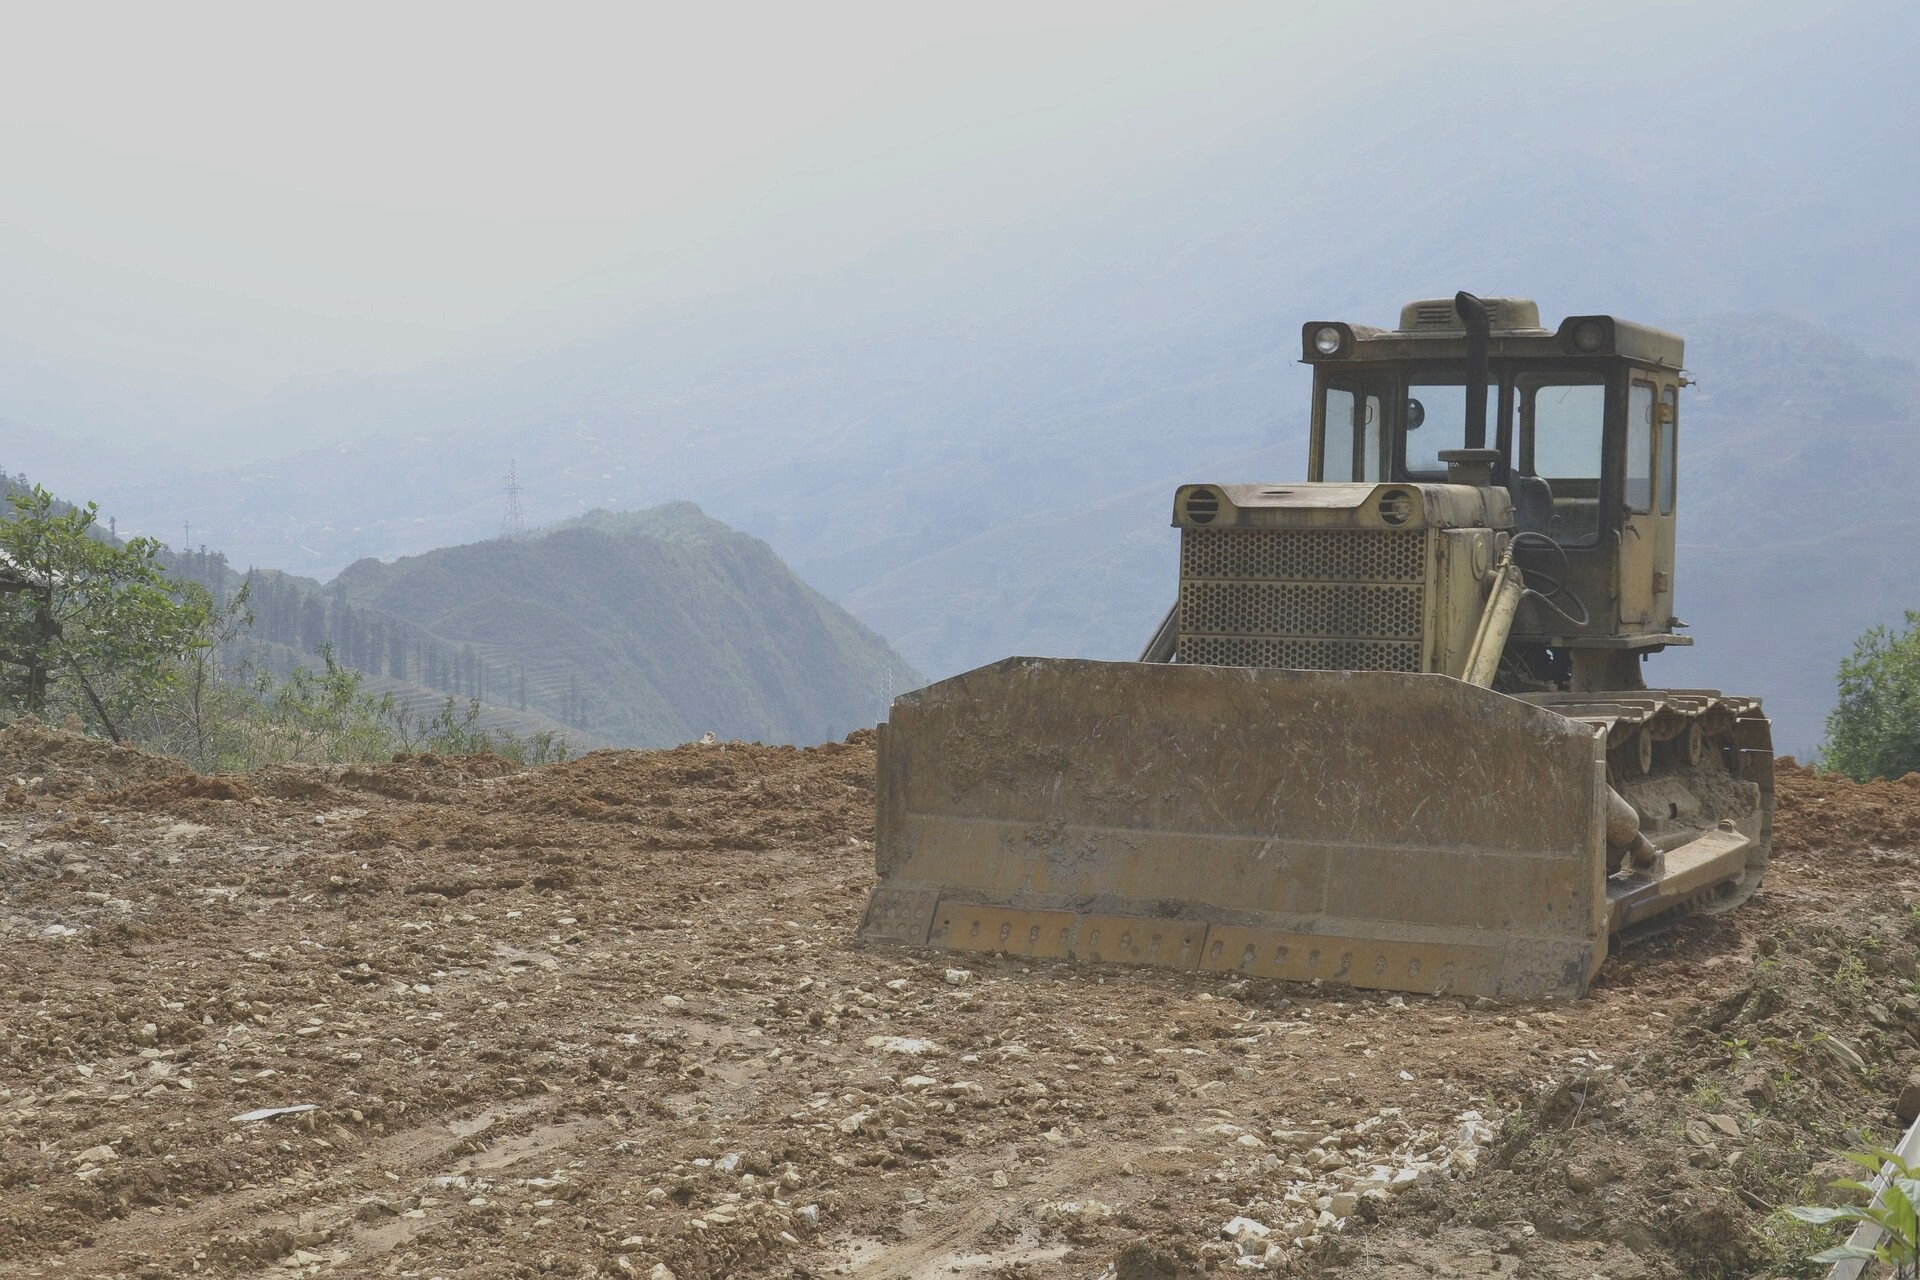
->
{"left": 327, "top": 503, "right": 914, "bottom": 746}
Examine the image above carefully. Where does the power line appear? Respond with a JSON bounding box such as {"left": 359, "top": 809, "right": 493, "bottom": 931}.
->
{"left": 503, "top": 460, "right": 526, "bottom": 540}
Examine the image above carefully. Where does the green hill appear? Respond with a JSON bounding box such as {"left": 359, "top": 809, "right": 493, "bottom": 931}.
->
{"left": 326, "top": 502, "right": 916, "bottom": 747}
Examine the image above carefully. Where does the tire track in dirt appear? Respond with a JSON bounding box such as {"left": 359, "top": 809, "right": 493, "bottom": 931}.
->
{"left": 4, "top": 726, "right": 1918, "bottom": 1278}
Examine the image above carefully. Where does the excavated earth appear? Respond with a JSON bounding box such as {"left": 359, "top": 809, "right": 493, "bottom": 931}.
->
{"left": 4, "top": 718, "right": 1920, "bottom": 1280}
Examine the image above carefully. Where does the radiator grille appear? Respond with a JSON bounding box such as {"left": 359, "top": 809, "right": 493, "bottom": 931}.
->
{"left": 1177, "top": 527, "right": 1429, "bottom": 673}
{"left": 1182, "top": 581, "right": 1422, "bottom": 640}
{"left": 1180, "top": 528, "right": 1425, "bottom": 583}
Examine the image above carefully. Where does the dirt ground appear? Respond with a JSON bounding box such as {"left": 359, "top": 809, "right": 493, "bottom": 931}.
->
{"left": 4, "top": 718, "right": 1920, "bottom": 1280}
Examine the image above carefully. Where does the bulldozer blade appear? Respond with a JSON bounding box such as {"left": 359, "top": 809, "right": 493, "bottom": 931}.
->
{"left": 860, "top": 657, "right": 1614, "bottom": 1000}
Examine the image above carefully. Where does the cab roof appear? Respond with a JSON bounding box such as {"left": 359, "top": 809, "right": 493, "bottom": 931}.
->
{"left": 1301, "top": 297, "right": 1684, "bottom": 369}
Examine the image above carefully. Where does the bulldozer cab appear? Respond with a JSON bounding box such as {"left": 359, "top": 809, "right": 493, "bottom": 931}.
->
{"left": 1303, "top": 299, "right": 1686, "bottom": 685}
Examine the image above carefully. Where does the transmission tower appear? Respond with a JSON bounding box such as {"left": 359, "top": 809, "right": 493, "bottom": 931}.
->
{"left": 503, "top": 460, "right": 526, "bottom": 540}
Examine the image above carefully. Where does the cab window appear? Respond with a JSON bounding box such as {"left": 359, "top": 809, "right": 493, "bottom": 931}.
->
{"left": 1515, "top": 372, "right": 1605, "bottom": 545}
{"left": 1318, "top": 384, "right": 1386, "bottom": 481}
{"left": 1626, "top": 380, "right": 1655, "bottom": 513}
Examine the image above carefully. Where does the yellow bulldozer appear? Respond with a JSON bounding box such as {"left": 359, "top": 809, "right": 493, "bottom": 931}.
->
{"left": 859, "top": 294, "right": 1773, "bottom": 1000}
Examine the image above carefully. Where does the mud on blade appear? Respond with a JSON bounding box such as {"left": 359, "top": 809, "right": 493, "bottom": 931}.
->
{"left": 860, "top": 658, "right": 1614, "bottom": 1000}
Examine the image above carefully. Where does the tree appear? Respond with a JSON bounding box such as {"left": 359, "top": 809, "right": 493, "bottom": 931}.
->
{"left": 0, "top": 487, "right": 210, "bottom": 742}
{"left": 1823, "top": 610, "right": 1920, "bottom": 781}
{"left": 299, "top": 594, "right": 326, "bottom": 651}
{"left": 177, "top": 581, "right": 253, "bottom": 764}
{"left": 252, "top": 645, "right": 397, "bottom": 764}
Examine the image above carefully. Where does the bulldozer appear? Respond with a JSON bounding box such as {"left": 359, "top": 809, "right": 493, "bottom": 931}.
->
{"left": 859, "top": 294, "right": 1772, "bottom": 1000}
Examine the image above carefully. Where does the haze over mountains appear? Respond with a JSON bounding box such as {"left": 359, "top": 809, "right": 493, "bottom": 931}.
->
{"left": 125, "top": 502, "right": 912, "bottom": 751}
{"left": 330, "top": 505, "right": 912, "bottom": 747}
{"left": 4, "top": 3, "right": 1917, "bottom": 755}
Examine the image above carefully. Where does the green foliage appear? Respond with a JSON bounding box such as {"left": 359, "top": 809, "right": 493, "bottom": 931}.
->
{"left": 252, "top": 647, "right": 402, "bottom": 765}
{"left": 183, "top": 652, "right": 571, "bottom": 770}
{"left": 1755, "top": 1209, "right": 1845, "bottom": 1279}
{"left": 178, "top": 582, "right": 254, "bottom": 760}
{"left": 0, "top": 486, "right": 210, "bottom": 742}
{"left": 388, "top": 696, "right": 570, "bottom": 766}
{"left": 1835, "top": 950, "right": 1873, "bottom": 993}
{"left": 1688, "top": 1081, "right": 1727, "bottom": 1109}
{"left": 1786, "top": 1145, "right": 1920, "bottom": 1275}
{"left": 1824, "top": 611, "right": 1920, "bottom": 781}
{"left": 116, "top": 580, "right": 254, "bottom": 764}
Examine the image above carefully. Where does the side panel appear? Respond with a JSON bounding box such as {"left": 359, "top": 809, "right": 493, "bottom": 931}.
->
{"left": 862, "top": 658, "right": 1611, "bottom": 999}
{"left": 1432, "top": 527, "right": 1499, "bottom": 678}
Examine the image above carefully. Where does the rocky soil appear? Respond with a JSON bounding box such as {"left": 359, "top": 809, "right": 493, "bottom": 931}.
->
{"left": 3, "top": 719, "right": 1919, "bottom": 1279}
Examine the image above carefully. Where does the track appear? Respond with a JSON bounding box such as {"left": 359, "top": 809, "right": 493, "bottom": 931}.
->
{"left": 1522, "top": 688, "right": 1776, "bottom": 921}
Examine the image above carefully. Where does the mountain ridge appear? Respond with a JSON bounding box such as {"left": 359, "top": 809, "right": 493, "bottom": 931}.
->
{"left": 323, "top": 501, "right": 919, "bottom": 747}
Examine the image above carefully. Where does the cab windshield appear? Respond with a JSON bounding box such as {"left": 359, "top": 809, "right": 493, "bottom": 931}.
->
{"left": 1313, "top": 366, "right": 1610, "bottom": 546}
{"left": 1403, "top": 377, "right": 1501, "bottom": 478}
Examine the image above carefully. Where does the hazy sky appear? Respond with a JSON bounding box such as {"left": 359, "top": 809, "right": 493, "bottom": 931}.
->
{"left": 2, "top": 0, "right": 1913, "bottom": 449}
{"left": 5, "top": 3, "right": 1301, "bottom": 399}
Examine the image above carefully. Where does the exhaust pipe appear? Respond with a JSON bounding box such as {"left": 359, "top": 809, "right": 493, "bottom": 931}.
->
{"left": 1455, "top": 291, "right": 1490, "bottom": 450}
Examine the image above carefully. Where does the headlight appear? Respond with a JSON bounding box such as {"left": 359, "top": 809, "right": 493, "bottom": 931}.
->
{"left": 1559, "top": 318, "right": 1620, "bottom": 358}
{"left": 1301, "top": 321, "right": 1355, "bottom": 360}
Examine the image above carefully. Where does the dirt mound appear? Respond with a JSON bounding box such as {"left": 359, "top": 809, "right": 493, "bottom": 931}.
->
{"left": 1775, "top": 760, "right": 1920, "bottom": 857}
{"left": 0, "top": 718, "right": 185, "bottom": 796}
{"left": 105, "top": 774, "right": 256, "bottom": 807}
{"left": 250, "top": 767, "right": 346, "bottom": 804}
{"left": 492, "top": 738, "right": 874, "bottom": 846}
{"left": 37, "top": 814, "right": 117, "bottom": 845}
{"left": 335, "top": 750, "right": 524, "bottom": 803}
